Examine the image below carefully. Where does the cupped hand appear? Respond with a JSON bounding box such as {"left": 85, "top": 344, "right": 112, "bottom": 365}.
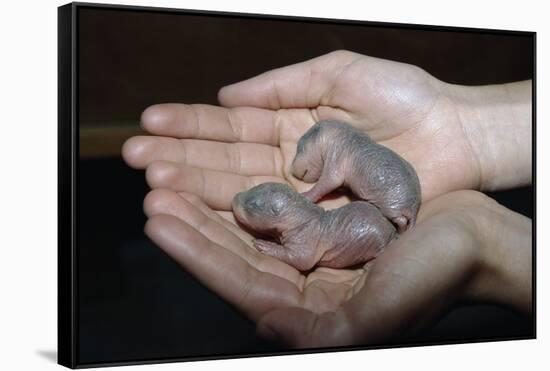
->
{"left": 143, "top": 188, "right": 523, "bottom": 348}
{"left": 123, "top": 50, "right": 481, "bottom": 209}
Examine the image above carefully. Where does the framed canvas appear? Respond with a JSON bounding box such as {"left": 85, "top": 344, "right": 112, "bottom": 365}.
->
{"left": 58, "top": 2, "right": 536, "bottom": 368}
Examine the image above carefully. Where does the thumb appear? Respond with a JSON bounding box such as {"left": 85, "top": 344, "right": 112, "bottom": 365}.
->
{"left": 218, "top": 50, "right": 360, "bottom": 109}
{"left": 256, "top": 307, "right": 356, "bottom": 348}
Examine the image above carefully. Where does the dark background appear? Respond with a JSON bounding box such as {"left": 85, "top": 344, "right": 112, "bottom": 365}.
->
{"left": 77, "top": 5, "right": 534, "bottom": 366}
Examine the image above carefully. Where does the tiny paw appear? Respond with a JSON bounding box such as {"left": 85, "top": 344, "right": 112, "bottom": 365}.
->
{"left": 253, "top": 239, "right": 283, "bottom": 253}
{"left": 392, "top": 216, "right": 411, "bottom": 234}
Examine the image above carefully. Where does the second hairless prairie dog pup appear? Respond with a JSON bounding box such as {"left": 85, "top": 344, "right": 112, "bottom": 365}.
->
{"left": 292, "top": 120, "right": 421, "bottom": 232}
{"left": 232, "top": 183, "right": 396, "bottom": 271}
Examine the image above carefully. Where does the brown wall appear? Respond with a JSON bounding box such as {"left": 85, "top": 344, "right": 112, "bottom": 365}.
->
{"left": 78, "top": 7, "right": 533, "bottom": 128}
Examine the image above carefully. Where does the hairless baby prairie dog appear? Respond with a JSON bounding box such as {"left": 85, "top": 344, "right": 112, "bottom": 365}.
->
{"left": 232, "top": 183, "right": 396, "bottom": 271}
{"left": 292, "top": 120, "right": 421, "bottom": 233}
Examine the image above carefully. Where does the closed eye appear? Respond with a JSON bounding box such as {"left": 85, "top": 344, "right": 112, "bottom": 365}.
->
{"left": 245, "top": 198, "right": 262, "bottom": 210}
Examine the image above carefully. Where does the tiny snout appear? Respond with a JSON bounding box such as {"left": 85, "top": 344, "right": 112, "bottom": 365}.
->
{"left": 291, "top": 149, "right": 316, "bottom": 181}
{"left": 231, "top": 191, "right": 248, "bottom": 218}
{"left": 232, "top": 191, "right": 244, "bottom": 209}
{"left": 291, "top": 153, "right": 322, "bottom": 183}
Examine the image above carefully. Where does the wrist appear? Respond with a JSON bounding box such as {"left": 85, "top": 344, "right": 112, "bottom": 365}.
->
{"left": 462, "top": 196, "right": 532, "bottom": 314}
{"left": 442, "top": 81, "right": 532, "bottom": 192}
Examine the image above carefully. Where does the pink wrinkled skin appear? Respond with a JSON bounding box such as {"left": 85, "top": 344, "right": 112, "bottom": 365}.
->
{"left": 232, "top": 183, "right": 396, "bottom": 271}
{"left": 292, "top": 120, "right": 421, "bottom": 233}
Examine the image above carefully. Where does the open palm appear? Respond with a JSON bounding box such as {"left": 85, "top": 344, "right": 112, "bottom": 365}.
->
{"left": 123, "top": 50, "right": 480, "bottom": 211}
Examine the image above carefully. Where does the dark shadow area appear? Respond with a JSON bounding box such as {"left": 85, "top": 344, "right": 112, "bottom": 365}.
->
{"left": 78, "top": 7, "right": 532, "bottom": 126}
{"left": 76, "top": 5, "right": 534, "bottom": 365}
{"left": 420, "top": 304, "right": 533, "bottom": 342}
{"left": 78, "top": 159, "right": 281, "bottom": 363}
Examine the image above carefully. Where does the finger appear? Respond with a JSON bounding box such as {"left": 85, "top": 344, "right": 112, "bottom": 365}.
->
{"left": 143, "top": 189, "right": 251, "bottom": 246}
{"left": 257, "top": 307, "right": 355, "bottom": 348}
{"left": 146, "top": 161, "right": 286, "bottom": 210}
{"left": 144, "top": 189, "right": 254, "bottom": 246}
{"left": 141, "top": 104, "right": 281, "bottom": 145}
{"left": 218, "top": 50, "right": 361, "bottom": 109}
{"left": 216, "top": 210, "right": 240, "bottom": 226}
{"left": 122, "top": 136, "right": 183, "bottom": 170}
{"left": 145, "top": 214, "right": 302, "bottom": 321}
{"left": 122, "top": 136, "right": 283, "bottom": 176}
{"left": 178, "top": 192, "right": 253, "bottom": 243}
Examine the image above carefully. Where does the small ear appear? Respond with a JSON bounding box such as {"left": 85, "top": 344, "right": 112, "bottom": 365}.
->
{"left": 295, "top": 137, "right": 306, "bottom": 156}
{"left": 299, "top": 123, "right": 322, "bottom": 148}
{"left": 296, "top": 123, "right": 323, "bottom": 158}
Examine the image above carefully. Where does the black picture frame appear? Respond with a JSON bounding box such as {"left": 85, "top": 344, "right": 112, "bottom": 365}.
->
{"left": 58, "top": 2, "right": 536, "bottom": 368}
